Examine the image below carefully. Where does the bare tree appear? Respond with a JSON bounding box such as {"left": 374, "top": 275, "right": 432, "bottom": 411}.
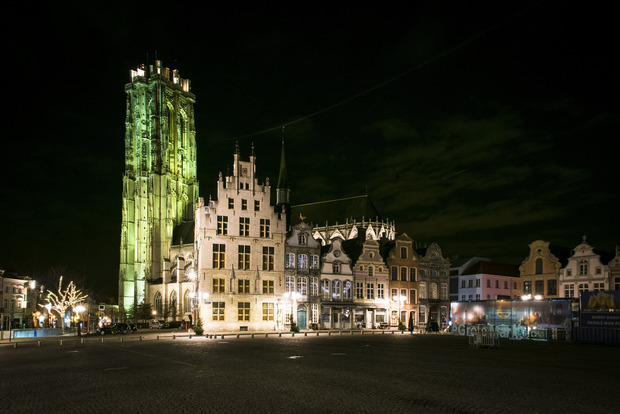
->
{"left": 42, "top": 276, "right": 89, "bottom": 328}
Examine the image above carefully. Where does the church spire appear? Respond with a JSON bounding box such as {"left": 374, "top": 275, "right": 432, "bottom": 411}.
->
{"left": 276, "top": 139, "right": 288, "bottom": 191}
{"left": 276, "top": 138, "right": 290, "bottom": 230}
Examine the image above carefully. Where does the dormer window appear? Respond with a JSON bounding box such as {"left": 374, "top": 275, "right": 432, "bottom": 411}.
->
{"left": 332, "top": 262, "right": 340, "bottom": 274}
{"left": 299, "top": 233, "right": 307, "bottom": 244}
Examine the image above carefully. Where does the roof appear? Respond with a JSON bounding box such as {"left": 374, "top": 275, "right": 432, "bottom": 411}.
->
{"left": 291, "top": 195, "right": 383, "bottom": 227}
{"left": 172, "top": 221, "right": 194, "bottom": 245}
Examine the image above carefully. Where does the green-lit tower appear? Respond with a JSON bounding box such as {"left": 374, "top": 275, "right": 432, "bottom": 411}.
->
{"left": 119, "top": 60, "right": 199, "bottom": 316}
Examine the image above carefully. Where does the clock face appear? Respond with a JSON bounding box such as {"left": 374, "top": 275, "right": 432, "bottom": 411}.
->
{"left": 334, "top": 250, "right": 340, "bottom": 257}
{"left": 431, "top": 252, "right": 437, "bottom": 259}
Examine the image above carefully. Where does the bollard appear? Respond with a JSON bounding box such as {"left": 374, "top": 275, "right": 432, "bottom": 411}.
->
{"left": 81, "top": 338, "right": 85, "bottom": 343}
{"left": 279, "top": 333, "right": 282, "bottom": 337}
{"left": 316, "top": 332, "right": 319, "bottom": 336}
{"left": 13, "top": 343, "right": 17, "bottom": 349}
{"left": 157, "top": 335, "right": 159, "bottom": 340}
{"left": 292, "top": 333, "right": 294, "bottom": 337}
{"left": 173, "top": 335, "right": 176, "bottom": 339}
{"left": 60, "top": 339, "right": 63, "bottom": 346}
{"left": 237, "top": 334, "right": 240, "bottom": 339}
{"left": 38, "top": 341, "right": 42, "bottom": 347}
{"left": 189, "top": 335, "right": 192, "bottom": 339}
{"left": 304, "top": 332, "right": 307, "bottom": 337}
{"left": 139, "top": 335, "right": 142, "bottom": 341}
{"left": 252, "top": 333, "right": 255, "bottom": 338}
{"left": 121, "top": 337, "right": 123, "bottom": 342}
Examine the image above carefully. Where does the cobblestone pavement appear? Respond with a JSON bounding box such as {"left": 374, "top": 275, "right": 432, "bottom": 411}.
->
{"left": 1, "top": 332, "right": 617, "bottom": 413}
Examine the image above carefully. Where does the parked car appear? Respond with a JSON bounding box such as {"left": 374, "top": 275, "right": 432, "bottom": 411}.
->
{"left": 149, "top": 320, "right": 163, "bottom": 329}
{"left": 112, "top": 323, "right": 133, "bottom": 334}
{"left": 98, "top": 325, "right": 118, "bottom": 335}
{"left": 127, "top": 323, "right": 138, "bottom": 332}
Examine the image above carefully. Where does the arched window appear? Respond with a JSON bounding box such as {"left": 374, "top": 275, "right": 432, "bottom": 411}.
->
{"left": 535, "top": 258, "right": 543, "bottom": 274}
{"left": 430, "top": 283, "right": 438, "bottom": 299}
{"left": 332, "top": 280, "right": 341, "bottom": 299}
{"left": 154, "top": 292, "right": 163, "bottom": 316}
{"left": 170, "top": 291, "right": 177, "bottom": 316}
{"left": 321, "top": 280, "right": 330, "bottom": 300}
{"left": 183, "top": 290, "right": 191, "bottom": 313}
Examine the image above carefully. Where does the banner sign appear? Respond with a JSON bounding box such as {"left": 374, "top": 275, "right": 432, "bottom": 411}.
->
{"left": 580, "top": 291, "right": 620, "bottom": 311}
{"left": 579, "top": 312, "right": 620, "bottom": 329}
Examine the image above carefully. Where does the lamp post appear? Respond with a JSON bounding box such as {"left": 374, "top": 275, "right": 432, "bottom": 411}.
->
{"left": 188, "top": 270, "right": 198, "bottom": 327}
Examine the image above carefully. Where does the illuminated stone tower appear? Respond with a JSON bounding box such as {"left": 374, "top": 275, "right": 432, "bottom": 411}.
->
{"left": 119, "top": 60, "right": 199, "bottom": 316}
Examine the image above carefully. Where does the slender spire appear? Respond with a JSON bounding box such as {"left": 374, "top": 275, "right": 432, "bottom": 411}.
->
{"left": 277, "top": 139, "right": 288, "bottom": 190}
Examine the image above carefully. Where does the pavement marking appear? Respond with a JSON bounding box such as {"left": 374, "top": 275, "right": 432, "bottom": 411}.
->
{"left": 287, "top": 355, "right": 304, "bottom": 359}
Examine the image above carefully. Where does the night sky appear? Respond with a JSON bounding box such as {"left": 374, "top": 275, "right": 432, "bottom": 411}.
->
{"left": 3, "top": 3, "right": 618, "bottom": 296}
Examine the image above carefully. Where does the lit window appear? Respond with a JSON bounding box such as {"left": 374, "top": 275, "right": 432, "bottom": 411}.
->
{"left": 238, "top": 279, "right": 250, "bottom": 294}
{"left": 238, "top": 302, "right": 250, "bottom": 321}
{"left": 213, "top": 244, "right": 225, "bottom": 269}
{"left": 262, "top": 246, "right": 274, "bottom": 271}
{"left": 254, "top": 200, "right": 260, "bottom": 211}
{"left": 310, "top": 277, "right": 318, "bottom": 296}
{"left": 213, "top": 278, "right": 225, "bottom": 293}
{"left": 332, "top": 280, "right": 341, "bottom": 299}
{"left": 285, "top": 276, "right": 295, "bottom": 293}
{"left": 238, "top": 245, "right": 250, "bottom": 270}
{"left": 228, "top": 198, "right": 234, "bottom": 209}
{"left": 239, "top": 217, "right": 250, "bottom": 236}
{"left": 366, "top": 283, "right": 375, "bottom": 300}
{"left": 298, "top": 277, "right": 308, "bottom": 295}
{"left": 285, "top": 253, "right": 295, "bottom": 269}
{"left": 260, "top": 219, "right": 270, "bottom": 238}
{"left": 241, "top": 199, "right": 247, "bottom": 210}
{"left": 297, "top": 254, "right": 308, "bottom": 269}
{"left": 262, "top": 303, "right": 274, "bottom": 321}
{"left": 212, "top": 302, "right": 225, "bottom": 321}
{"left": 343, "top": 281, "right": 351, "bottom": 299}
{"left": 310, "top": 255, "right": 319, "bottom": 269}
{"left": 217, "top": 216, "right": 228, "bottom": 235}
{"left": 262, "top": 280, "right": 274, "bottom": 294}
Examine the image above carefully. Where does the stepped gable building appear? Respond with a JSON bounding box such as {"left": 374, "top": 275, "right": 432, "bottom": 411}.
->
{"left": 520, "top": 240, "right": 572, "bottom": 299}
{"left": 382, "top": 233, "right": 419, "bottom": 328}
{"left": 119, "top": 60, "right": 199, "bottom": 316}
{"left": 290, "top": 195, "right": 396, "bottom": 246}
{"left": 559, "top": 236, "right": 615, "bottom": 298}
{"left": 348, "top": 237, "right": 390, "bottom": 329}
{"left": 318, "top": 236, "right": 355, "bottom": 329}
{"left": 415, "top": 243, "right": 451, "bottom": 330}
{"left": 194, "top": 143, "right": 287, "bottom": 331}
{"left": 457, "top": 261, "right": 521, "bottom": 302}
{"left": 284, "top": 220, "right": 321, "bottom": 330}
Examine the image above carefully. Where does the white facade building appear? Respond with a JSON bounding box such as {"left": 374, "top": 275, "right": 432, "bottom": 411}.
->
{"left": 560, "top": 236, "right": 612, "bottom": 299}
{"left": 194, "top": 145, "right": 287, "bottom": 331}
